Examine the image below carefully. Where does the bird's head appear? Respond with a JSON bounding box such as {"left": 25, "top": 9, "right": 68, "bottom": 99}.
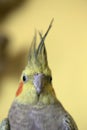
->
{"left": 15, "top": 19, "right": 57, "bottom": 106}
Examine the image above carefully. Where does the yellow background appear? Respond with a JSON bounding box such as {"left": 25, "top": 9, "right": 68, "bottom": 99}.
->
{"left": 0, "top": 0, "right": 87, "bottom": 129}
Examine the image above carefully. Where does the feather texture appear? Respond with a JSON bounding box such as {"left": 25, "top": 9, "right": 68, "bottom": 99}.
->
{"left": 8, "top": 100, "right": 78, "bottom": 130}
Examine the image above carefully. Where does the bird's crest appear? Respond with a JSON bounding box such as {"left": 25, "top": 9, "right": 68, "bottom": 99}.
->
{"left": 28, "top": 19, "right": 54, "bottom": 71}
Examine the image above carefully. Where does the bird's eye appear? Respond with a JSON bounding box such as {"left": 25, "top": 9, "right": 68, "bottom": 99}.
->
{"left": 48, "top": 76, "right": 52, "bottom": 83}
{"left": 50, "top": 76, "right": 52, "bottom": 82}
{"left": 23, "top": 75, "right": 28, "bottom": 82}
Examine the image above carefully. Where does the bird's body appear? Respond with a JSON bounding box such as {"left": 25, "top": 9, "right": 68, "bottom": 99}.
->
{"left": 0, "top": 19, "right": 78, "bottom": 130}
{"left": 9, "top": 100, "right": 77, "bottom": 130}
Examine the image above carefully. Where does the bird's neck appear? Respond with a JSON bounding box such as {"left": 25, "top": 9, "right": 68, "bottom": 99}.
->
{"left": 38, "top": 85, "right": 57, "bottom": 105}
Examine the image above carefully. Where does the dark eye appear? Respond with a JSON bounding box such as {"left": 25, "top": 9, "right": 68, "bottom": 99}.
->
{"left": 50, "top": 76, "right": 52, "bottom": 82}
{"left": 23, "top": 75, "right": 28, "bottom": 82}
{"left": 48, "top": 76, "right": 52, "bottom": 82}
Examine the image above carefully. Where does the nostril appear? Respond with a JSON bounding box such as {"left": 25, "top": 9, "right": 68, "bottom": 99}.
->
{"left": 34, "top": 73, "right": 45, "bottom": 78}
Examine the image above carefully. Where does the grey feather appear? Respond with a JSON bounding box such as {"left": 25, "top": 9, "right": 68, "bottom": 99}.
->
{"left": 0, "top": 118, "right": 10, "bottom": 130}
{"left": 8, "top": 100, "right": 78, "bottom": 130}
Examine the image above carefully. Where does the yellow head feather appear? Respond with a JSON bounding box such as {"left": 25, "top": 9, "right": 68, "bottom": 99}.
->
{"left": 15, "top": 19, "right": 57, "bottom": 105}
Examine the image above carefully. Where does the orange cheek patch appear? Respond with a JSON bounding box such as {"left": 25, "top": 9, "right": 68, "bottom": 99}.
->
{"left": 16, "top": 81, "right": 23, "bottom": 97}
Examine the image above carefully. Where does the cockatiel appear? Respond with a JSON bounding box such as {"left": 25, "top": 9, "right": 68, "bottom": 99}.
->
{"left": 0, "top": 19, "right": 78, "bottom": 130}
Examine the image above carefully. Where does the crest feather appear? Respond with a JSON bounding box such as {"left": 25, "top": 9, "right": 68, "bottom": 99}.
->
{"left": 28, "top": 18, "right": 54, "bottom": 70}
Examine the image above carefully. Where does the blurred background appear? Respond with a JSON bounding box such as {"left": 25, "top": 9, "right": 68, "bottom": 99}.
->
{"left": 0, "top": 0, "right": 87, "bottom": 129}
